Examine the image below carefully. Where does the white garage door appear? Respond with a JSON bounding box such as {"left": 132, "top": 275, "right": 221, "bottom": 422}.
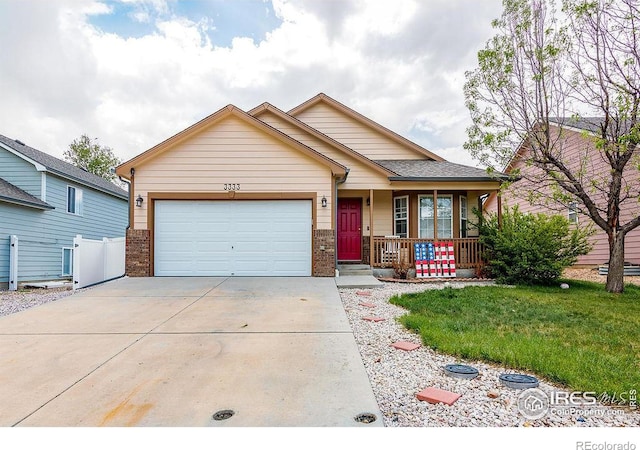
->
{"left": 154, "top": 200, "right": 312, "bottom": 276}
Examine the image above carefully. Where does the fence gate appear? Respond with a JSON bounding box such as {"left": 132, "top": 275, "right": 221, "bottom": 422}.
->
{"left": 73, "top": 235, "right": 125, "bottom": 289}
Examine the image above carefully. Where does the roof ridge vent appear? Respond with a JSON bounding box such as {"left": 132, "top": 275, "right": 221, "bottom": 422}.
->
{"left": 14, "top": 139, "right": 25, "bottom": 145}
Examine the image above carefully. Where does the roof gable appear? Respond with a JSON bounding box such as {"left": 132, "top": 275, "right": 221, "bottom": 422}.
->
{"left": 0, "top": 135, "right": 127, "bottom": 199}
{"left": 249, "top": 102, "right": 397, "bottom": 178}
{"left": 117, "top": 105, "right": 347, "bottom": 179}
{"left": 287, "top": 93, "right": 445, "bottom": 162}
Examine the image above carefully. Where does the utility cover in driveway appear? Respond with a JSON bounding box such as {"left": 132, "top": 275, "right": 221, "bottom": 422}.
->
{"left": 154, "top": 200, "right": 311, "bottom": 276}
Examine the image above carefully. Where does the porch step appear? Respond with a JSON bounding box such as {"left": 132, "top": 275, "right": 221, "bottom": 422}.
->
{"left": 337, "top": 264, "right": 373, "bottom": 276}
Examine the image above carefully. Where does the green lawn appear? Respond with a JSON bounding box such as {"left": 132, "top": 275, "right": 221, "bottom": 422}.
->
{"left": 390, "top": 281, "right": 640, "bottom": 396}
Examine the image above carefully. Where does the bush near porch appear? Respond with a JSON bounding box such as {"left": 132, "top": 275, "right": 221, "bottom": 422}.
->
{"left": 390, "top": 281, "right": 640, "bottom": 397}
{"left": 476, "top": 206, "right": 593, "bottom": 285}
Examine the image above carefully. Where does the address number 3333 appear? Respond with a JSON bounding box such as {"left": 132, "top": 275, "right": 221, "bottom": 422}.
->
{"left": 223, "top": 183, "right": 240, "bottom": 191}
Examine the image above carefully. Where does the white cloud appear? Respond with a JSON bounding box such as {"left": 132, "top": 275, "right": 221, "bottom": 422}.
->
{"left": 0, "top": 0, "right": 503, "bottom": 166}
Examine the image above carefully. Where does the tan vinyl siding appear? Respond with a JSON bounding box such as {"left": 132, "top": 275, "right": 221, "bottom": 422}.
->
{"left": 294, "top": 103, "right": 425, "bottom": 160}
{"left": 133, "top": 115, "right": 333, "bottom": 230}
{"left": 259, "top": 111, "right": 392, "bottom": 190}
{"left": 372, "top": 190, "right": 393, "bottom": 236}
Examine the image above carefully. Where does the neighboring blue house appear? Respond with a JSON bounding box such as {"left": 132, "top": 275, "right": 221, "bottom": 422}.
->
{"left": 0, "top": 134, "right": 128, "bottom": 288}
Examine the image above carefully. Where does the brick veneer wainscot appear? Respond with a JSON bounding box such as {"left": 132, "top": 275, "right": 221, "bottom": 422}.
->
{"left": 313, "top": 229, "right": 335, "bottom": 277}
{"left": 126, "top": 229, "right": 151, "bottom": 277}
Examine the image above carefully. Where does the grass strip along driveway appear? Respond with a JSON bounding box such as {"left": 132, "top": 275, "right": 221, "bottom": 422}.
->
{"left": 390, "top": 281, "right": 640, "bottom": 398}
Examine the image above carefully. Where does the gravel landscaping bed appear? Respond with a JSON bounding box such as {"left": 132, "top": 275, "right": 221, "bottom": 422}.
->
{"left": 0, "top": 287, "right": 75, "bottom": 317}
{"left": 339, "top": 281, "right": 640, "bottom": 427}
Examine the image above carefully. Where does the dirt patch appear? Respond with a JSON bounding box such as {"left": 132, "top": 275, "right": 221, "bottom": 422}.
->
{"left": 562, "top": 267, "right": 640, "bottom": 286}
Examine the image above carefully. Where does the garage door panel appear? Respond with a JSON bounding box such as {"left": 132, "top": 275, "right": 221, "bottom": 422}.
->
{"left": 155, "top": 200, "right": 311, "bottom": 276}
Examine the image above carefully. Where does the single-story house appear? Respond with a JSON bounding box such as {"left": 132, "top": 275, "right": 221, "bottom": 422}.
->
{"left": 116, "top": 93, "right": 504, "bottom": 277}
{"left": 0, "top": 135, "right": 129, "bottom": 288}
{"left": 484, "top": 117, "right": 640, "bottom": 265}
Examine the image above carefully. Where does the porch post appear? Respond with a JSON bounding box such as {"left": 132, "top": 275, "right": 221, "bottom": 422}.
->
{"left": 369, "top": 189, "right": 374, "bottom": 267}
{"left": 497, "top": 193, "right": 503, "bottom": 230}
{"left": 433, "top": 190, "right": 438, "bottom": 240}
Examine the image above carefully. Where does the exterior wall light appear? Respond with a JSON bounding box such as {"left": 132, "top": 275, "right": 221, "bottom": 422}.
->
{"left": 135, "top": 195, "right": 144, "bottom": 208}
{"left": 321, "top": 196, "right": 327, "bottom": 208}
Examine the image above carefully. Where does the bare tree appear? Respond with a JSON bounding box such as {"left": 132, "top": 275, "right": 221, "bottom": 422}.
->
{"left": 464, "top": 0, "right": 640, "bottom": 293}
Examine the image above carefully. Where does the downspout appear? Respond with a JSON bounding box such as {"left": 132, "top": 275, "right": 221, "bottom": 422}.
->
{"left": 119, "top": 175, "right": 132, "bottom": 231}
{"left": 334, "top": 169, "right": 350, "bottom": 275}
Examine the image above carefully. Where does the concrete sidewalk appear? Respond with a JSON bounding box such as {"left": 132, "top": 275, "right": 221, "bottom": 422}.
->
{"left": 0, "top": 277, "right": 382, "bottom": 427}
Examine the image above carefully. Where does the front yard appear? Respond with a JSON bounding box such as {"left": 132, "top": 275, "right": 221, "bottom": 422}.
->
{"left": 390, "top": 280, "right": 640, "bottom": 397}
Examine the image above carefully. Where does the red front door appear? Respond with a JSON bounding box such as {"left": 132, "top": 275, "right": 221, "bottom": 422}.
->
{"left": 337, "top": 198, "right": 362, "bottom": 261}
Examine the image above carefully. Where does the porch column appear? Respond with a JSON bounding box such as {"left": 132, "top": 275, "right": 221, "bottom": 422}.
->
{"left": 497, "top": 193, "right": 503, "bottom": 230}
{"left": 369, "top": 189, "right": 374, "bottom": 267}
{"left": 433, "top": 189, "right": 438, "bottom": 240}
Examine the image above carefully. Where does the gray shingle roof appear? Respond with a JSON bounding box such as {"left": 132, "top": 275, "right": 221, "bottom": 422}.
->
{"left": 375, "top": 160, "right": 507, "bottom": 181}
{"left": 0, "top": 177, "right": 54, "bottom": 209}
{"left": 550, "top": 117, "right": 634, "bottom": 135}
{"left": 0, "top": 134, "right": 128, "bottom": 199}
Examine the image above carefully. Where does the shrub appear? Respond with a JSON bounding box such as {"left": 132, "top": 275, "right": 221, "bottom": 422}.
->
{"left": 476, "top": 205, "right": 592, "bottom": 285}
{"left": 392, "top": 258, "right": 413, "bottom": 279}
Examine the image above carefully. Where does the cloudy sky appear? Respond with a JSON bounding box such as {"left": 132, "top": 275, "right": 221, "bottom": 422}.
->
{"left": 0, "top": 0, "right": 503, "bottom": 167}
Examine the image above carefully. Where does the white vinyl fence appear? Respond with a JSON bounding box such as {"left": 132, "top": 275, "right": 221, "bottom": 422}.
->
{"left": 73, "top": 235, "right": 125, "bottom": 289}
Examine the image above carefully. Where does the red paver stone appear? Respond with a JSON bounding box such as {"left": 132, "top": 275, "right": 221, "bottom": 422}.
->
{"left": 362, "top": 316, "right": 386, "bottom": 322}
{"left": 391, "top": 341, "right": 421, "bottom": 351}
{"left": 416, "top": 387, "right": 461, "bottom": 405}
{"left": 358, "top": 302, "right": 376, "bottom": 308}
{"left": 356, "top": 291, "right": 372, "bottom": 296}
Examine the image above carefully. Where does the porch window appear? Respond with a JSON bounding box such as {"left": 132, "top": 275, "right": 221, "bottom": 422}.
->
{"left": 393, "top": 196, "right": 409, "bottom": 238}
{"left": 460, "top": 195, "right": 468, "bottom": 238}
{"left": 419, "top": 195, "right": 453, "bottom": 239}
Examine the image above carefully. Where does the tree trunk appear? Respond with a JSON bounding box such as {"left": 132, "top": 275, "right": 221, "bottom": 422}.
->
{"left": 606, "top": 231, "right": 625, "bottom": 294}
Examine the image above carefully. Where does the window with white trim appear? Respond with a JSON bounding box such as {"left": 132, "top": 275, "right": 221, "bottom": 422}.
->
{"left": 460, "top": 195, "right": 468, "bottom": 238}
{"left": 568, "top": 201, "right": 578, "bottom": 224}
{"left": 62, "top": 247, "right": 73, "bottom": 276}
{"left": 67, "top": 186, "right": 83, "bottom": 215}
{"left": 393, "top": 196, "right": 409, "bottom": 238}
{"left": 419, "top": 194, "right": 453, "bottom": 239}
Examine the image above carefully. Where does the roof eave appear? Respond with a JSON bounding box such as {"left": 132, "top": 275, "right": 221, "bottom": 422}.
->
{"left": 46, "top": 169, "right": 128, "bottom": 200}
{"left": 0, "top": 196, "right": 54, "bottom": 210}
{"left": 388, "top": 176, "right": 505, "bottom": 182}
{"left": 117, "top": 104, "right": 348, "bottom": 178}
{"left": 249, "top": 102, "right": 397, "bottom": 177}
{"left": 288, "top": 93, "right": 445, "bottom": 162}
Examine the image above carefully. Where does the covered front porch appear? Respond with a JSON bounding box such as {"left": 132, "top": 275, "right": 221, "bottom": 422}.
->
{"left": 336, "top": 186, "right": 500, "bottom": 277}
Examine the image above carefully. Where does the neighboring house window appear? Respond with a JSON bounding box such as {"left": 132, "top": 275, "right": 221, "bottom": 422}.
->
{"left": 67, "top": 186, "right": 83, "bottom": 215}
{"left": 393, "top": 196, "right": 409, "bottom": 238}
{"left": 419, "top": 195, "right": 453, "bottom": 239}
{"left": 568, "top": 201, "right": 578, "bottom": 224}
{"left": 460, "top": 195, "right": 468, "bottom": 238}
{"left": 62, "top": 248, "right": 73, "bottom": 276}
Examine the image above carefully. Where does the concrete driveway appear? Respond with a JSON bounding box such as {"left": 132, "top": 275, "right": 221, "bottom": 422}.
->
{"left": 0, "top": 277, "right": 382, "bottom": 427}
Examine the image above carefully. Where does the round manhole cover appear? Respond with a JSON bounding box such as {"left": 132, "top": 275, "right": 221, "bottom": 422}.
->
{"left": 354, "top": 413, "right": 377, "bottom": 424}
{"left": 499, "top": 373, "right": 539, "bottom": 389}
{"left": 212, "top": 409, "right": 235, "bottom": 421}
{"left": 444, "top": 364, "right": 479, "bottom": 380}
